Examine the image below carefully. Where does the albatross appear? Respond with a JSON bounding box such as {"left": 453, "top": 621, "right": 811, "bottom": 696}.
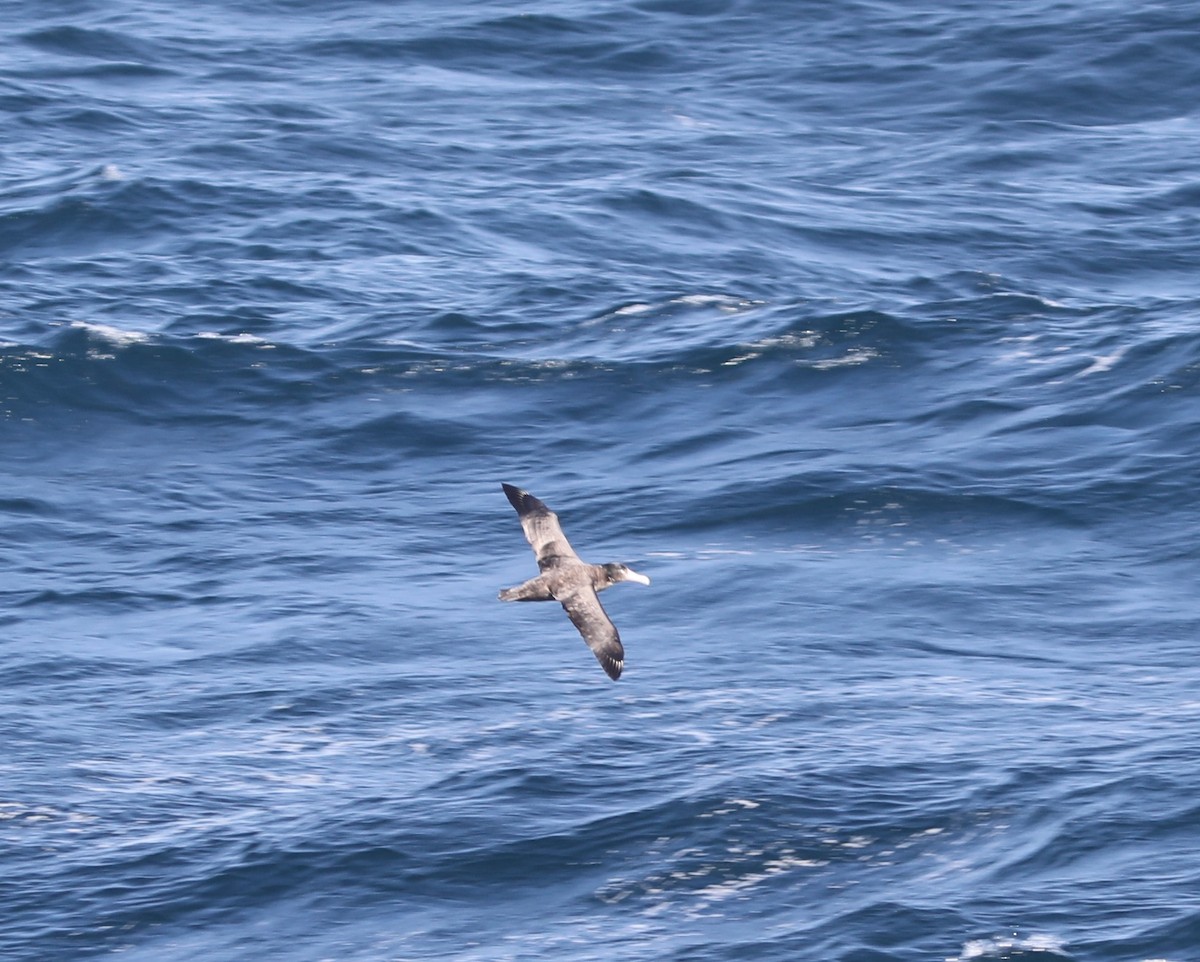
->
{"left": 498, "top": 483, "right": 650, "bottom": 680}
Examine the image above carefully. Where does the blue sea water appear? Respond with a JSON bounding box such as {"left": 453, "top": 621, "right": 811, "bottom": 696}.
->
{"left": 3, "top": 1, "right": 1200, "bottom": 960}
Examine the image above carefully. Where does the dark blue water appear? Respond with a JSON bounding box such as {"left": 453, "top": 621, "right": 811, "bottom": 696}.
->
{"left": 4, "top": 3, "right": 1200, "bottom": 960}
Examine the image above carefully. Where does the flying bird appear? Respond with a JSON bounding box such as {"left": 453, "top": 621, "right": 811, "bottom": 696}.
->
{"left": 498, "top": 483, "right": 650, "bottom": 680}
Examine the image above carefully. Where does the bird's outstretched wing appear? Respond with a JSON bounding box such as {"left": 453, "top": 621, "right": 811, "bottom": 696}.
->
{"left": 559, "top": 586, "right": 625, "bottom": 681}
{"left": 502, "top": 483, "right": 580, "bottom": 570}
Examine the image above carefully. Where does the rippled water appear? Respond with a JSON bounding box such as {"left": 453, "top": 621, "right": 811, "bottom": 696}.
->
{"left": 4, "top": 3, "right": 1200, "bottom": 961}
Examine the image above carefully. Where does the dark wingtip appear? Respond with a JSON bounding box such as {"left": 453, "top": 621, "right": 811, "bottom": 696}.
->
{"left": 501, "top": 482, "right": 527, "bottom": 512}
{"left": 502, "top": 483, "right": 548, "bottom": 515}
{"left": 598, "top": 654, "right": 623, "bottom": 681}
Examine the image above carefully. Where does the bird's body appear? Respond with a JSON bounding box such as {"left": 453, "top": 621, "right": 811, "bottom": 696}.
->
{"left": 498, "top": 483, "right": 650, "bottom": 680}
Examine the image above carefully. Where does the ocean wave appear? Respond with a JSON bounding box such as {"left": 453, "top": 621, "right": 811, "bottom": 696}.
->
{"left": 3, "top": 287, "right": 1197, "bottom": 526}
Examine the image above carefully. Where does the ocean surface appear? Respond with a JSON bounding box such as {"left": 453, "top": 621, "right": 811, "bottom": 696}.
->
{"left": 4, "top": 2, "right": 1200, "bottom": 960}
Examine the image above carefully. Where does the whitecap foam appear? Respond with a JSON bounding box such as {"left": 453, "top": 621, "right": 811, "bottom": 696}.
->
{"left": 195, "top": 331, "right": 273, "bottom": 347}
{"left": 947, "top": 933, "right": 1067, "bottom": 961}
{"left": 71, "top": 321, "right": 149, "bottom": 346}
{"left": 809, "top": 346, "right": 880, "bottom": 369}
{"left": 672, "top": 293, "right": 764, "bottom": 315}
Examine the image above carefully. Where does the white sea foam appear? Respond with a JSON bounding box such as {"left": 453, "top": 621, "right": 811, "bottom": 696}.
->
{"left": 947, "top": 933, "right": 1067, "bottom": 961}
{"left": 195, "top": 331, "right": 273, "bottom": 346}
{"left": 71, "top": 321, "right": 149, "bottom": 346}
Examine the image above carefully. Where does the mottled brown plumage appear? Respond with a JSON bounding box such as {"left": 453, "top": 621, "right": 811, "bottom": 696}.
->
{"left": 498, "top": 483, "right": 650, "bottom": 680}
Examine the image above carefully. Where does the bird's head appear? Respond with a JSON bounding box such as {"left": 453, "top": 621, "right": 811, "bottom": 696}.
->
{"left": 602, "top": 563, "right": 651, "bottom": 587}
